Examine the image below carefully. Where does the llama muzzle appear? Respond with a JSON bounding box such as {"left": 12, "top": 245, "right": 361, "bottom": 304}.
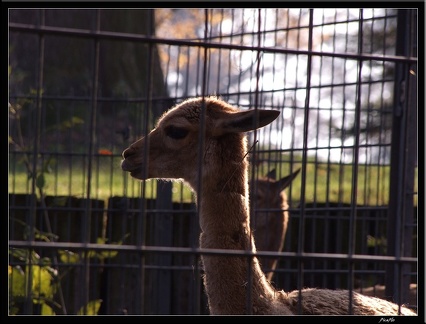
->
{"left": 121, "top": 147, "right": 141, "bottom": 173}
{"left": 121, "top": 158, "right": 147, "bottom": 180}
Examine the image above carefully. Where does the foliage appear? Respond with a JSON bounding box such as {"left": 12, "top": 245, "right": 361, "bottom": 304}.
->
{"left": 58, "top": 235, "right": 129, "bottom": 263}
{"left": 76, "top": 300, "right": 103, "bottom": 315}
{"left": 8, "top": 250, "right": 57, "bottom": 315}
{"left": 9, "top": 233, "right": 128, "bottom": 315}
{"left": 8, "top": 98, "right": 127, "bottom": 315}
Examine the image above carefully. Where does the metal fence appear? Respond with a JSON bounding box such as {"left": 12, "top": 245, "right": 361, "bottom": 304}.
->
{"left": 8, "top": 8, "right": 418, "bottom": 315}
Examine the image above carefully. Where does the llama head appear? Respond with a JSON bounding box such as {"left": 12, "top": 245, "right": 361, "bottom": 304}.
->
{"left": 121, "top": 97, "right": 280, "bottom": 190}
{"left": 254, "top": 168, "right": 301, "bottom": 210}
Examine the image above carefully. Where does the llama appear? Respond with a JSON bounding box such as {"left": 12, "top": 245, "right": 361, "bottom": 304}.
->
{"left": 121, "top": 96, "right": 416, "bottom": 315}
{"left": 356, "top": 283, "right": 417, "bottom": 309}
{"left": 253, "top": 168, "right": 300, "bottom": 281}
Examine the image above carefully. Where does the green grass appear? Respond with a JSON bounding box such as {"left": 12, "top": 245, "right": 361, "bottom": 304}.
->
{"left": 256, "top": 161, "right": 392, "bottom": 206}
{"left": 8, "top": 154, "right": 195, "bottom": 202}
{"left": 8, "top": 154, "right": 418, "bottom": 207}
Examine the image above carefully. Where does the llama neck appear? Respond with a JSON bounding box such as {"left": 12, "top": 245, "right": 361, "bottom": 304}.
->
{"left": 198, "top": 156, "right": 250, "bottom": 238}
{"left": 197, "top": 176, "right": 279, "bottom": 314}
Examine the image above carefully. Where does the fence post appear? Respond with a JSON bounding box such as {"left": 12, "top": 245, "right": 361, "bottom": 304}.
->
{"left": 386, "top": 9, "right": 417, "bottom": 306}
{"left": 153, "top": 180, "right": 173, "bottom": 314}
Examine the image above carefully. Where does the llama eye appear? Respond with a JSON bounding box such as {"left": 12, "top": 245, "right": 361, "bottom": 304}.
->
{"left": 164, "top": 125, "right": 189, "bottom": 139}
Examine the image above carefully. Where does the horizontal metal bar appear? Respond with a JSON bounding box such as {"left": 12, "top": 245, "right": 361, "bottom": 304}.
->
{"left": 9, "top": 240, "right": 417, "bottom": 264}
{"left": 9, "top": 23, "right": 417, "bottom": 64}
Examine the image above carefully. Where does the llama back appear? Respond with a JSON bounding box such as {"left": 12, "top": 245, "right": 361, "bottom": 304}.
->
{"left": 285, "top": 288, "right": 417, "bottom": 315}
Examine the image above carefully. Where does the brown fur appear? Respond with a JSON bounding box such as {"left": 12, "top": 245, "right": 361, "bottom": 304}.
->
{"left": 286, "top": 288, "right": 416, "bottom": 315}
{"left": 121, "top": 96, "right": 416, "bottom": 315}
{"left": 356, "top": 284, "right": 417, "bottom": 309}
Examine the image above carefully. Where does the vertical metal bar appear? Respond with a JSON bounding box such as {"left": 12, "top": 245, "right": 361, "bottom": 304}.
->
{"left": 82, "top": 9, "right": 100, "bottom": 314}
{"left": 296, "top": 8, "right": 314, "bottom": 315}
{"left": 385, "top": 10, "right": 417, "bottom": 304}
{"left": 142, "top": 9, "right": 174, "bottom": 315}
{"left": 245, "top": 8, "right": 264, "bottom": 315}
{"left": 386, "top": 9, "right": 417, "bottom": 309}
{"left": 191, "top": 8, "right": 210, "bottom": 315}
{"left": 401, "top": 13, "right": 417, "bottom": 306}
{"left": 25, "top": 8, "right": 46, "bottom": 315}
{"left": 401, "top": 59, "right": 417, "bottom": 306}
{"left": 347, "top": 8, "right": 364, "bottom": 315}
{"left": 155, "top": 179, "right": 173, "bottom": 314}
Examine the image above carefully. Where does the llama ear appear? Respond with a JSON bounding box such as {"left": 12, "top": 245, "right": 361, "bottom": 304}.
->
{"left": 277, "top": 168, "right": 301, "bottom": 190}
{"left": 265, "top": 169, "right": 277, "bottom": 179}
{"left": 214, "top": 109, "right": 280, "bottom": 135}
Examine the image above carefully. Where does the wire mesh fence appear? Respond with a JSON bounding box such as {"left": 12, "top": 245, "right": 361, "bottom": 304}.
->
{"left": 8, "top": 8, "right": 418, "bottom": 315}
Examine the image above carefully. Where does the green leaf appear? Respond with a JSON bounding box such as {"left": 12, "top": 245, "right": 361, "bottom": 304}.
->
{"left": 71, "top": 116, "right": 84, "bottom": 125}
{"left": 77, "top": 299, "right": 102, "bottom": 315}
{"left": 9, "top": 249, "right": 42, "bottom": 264}
{"left": 55, "top": 116, "right": 85, "bottom": 131}
{"left": 29, "top": 88, "right": 44, "bottom": 96}
{"left": 9, "top": 266, "right": 26, "bottom": 297}
{"left": 30, "top": 250, "right": 42, "bottom": 264}
{"left": 86, "top": 250, "right": 98, "bottom": 258}
{"left": 99, "top": 250, "right": 118, "bottom": 259}
{"left": 9, "top": 248, "right": 30, "bottom": 262}
{"left": 58, "top": 250, "right": 80, "bottom": 263}
{"left": 9, "top": 264, "right": 56, "bottom": 300}
{"left": 29, "top": 265, "right": 56, "bottom": 299}
{"left": 41, "top": 303, "right": 56, "bottom": 315}
{"left": 51, "top": 196, "right": 68, "bottom": 207}
{"left": 96, "top": 237, "right": 106, "bottom": 244}
{"left": 36, "top": 173, "right": 45, "bottom": 189}
{"left": 40, "top": 257, "right": 52, "bottom": 267}
{"left": 42, "top": 157, "right": 56, "bottom": 174}
{"left": 34, "top": 228, "right": 59, "bottom": 242}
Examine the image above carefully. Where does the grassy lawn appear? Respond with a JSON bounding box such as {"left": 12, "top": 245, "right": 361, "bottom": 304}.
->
{"left": 9, "top": 153, "right": 417, "bottom": 207}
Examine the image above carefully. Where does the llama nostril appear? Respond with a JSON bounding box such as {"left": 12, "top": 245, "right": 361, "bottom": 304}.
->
{"left": 122, "top": 147, "right": 133, "bottom": 159}
{"left": 121, "top": 156, "right": 135, "bottom": 171}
